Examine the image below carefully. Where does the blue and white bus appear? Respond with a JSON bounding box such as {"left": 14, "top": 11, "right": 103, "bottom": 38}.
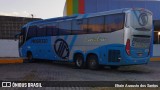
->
{"left": 16, "top": 8, "right": 153, "bottom": 69}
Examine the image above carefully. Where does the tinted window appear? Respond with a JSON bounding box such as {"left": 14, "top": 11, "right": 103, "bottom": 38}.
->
{"left": 72, "top": 19, "right": 88, "bottom": 35}
{"left": 46, "top": 25, "right": 58, "bottom": 36}
{"left": 37, "top": 26, "right": 46, "bottom": 37}
{"left": 21, "top": 27, "right": 26, "bottom": 41}
{"left": 82, "top": 19, "right": 88, "bottom": 33}
{"left": 27, "top": 26, "right": 37, "bottom": 39}
{"left": 88, "top": 16, "right": 104, "bottom": 33}
{"left": 105, "top": 13, "right": 125, "bottom": 32}
{"left": 59, "top": 20, "right": 71, "bottom": 35}
{"left": 46, "top": 26, "right": 53, "bottom": 36}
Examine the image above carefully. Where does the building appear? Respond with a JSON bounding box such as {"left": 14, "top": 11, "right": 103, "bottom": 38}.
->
{"left": 64, "top": 0, "right": 160, "bottom": 19}
{"left": 0, "top": 15, "right": 41, "bottom": 39}
{"left": 64, "top": 0, "right": 160, "bottom": 56}
{"left": 64, "top": 0, "right": 160, "bottom": 43}
{"left": 0, "top": 16, "right": 41, "bottom": 57}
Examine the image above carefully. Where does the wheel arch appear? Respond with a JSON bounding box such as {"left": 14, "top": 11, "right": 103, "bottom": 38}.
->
{"left": 86, "top": 53, "right": 99, "bottom": 61}
{"left": 26, "top": 51, "right": 32, "bottom": 57}
{"left": 86, "top": 53, "right": 99, "bottom": 65}
{"left": 73, "top": 51, "right": 85, "bottom": 62}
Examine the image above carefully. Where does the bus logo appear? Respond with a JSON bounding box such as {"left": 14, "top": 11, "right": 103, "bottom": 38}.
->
{"left": 138, "top": 13, "right": 148, "bottom": 26}
{"left": 54, "top": 39, "right": 69, "bottom": 59}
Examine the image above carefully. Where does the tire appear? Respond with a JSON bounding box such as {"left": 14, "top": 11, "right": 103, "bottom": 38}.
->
{"left": 24, "top": 52, "right": 34, "bottom": 63}
{"left": 110, "top": 66, "right": 119, "bottom": 70}
{"left": 74, "top": 54, "right": 85, "bottom": 69}
{"left": 87, "top": 55, "right": 99, "bottom": 70}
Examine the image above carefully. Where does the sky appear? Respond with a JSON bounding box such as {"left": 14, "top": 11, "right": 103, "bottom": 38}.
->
{"left": 0, "top": 0, "right": 66, "bottom": 19}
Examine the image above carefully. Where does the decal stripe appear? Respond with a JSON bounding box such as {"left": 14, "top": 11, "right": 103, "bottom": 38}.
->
{"left": 60, "top": 43, "right": 66, "bottom": 57}
{"left": 133, "top": 10, "right": 139, "bottom": 22}
{"left": 69, "top": 35, "right": 77, "bottom": 51}
{"left": 58, "top": 42, "right": 63, "bottom": 56}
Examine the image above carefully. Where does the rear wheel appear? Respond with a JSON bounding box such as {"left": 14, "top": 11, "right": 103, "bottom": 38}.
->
{"left": 74, "top": 54, "right": 85, "bottom": 69}
{"left": 87, "top": 55, "right": 99, "bottom": 70}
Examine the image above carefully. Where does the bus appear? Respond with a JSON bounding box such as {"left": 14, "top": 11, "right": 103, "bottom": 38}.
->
{"left": 16, "top": 8, "right": 153, "bottom": 69}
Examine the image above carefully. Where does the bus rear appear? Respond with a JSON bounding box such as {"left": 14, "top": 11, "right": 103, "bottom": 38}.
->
{"left": 124, "top": 8, "right": 152, "bottom": 65}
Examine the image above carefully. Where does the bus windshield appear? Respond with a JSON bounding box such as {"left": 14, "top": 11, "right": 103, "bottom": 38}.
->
{"left": 130, "top": 10, "right": 152, "bottom": 30}
{"left": 18, "top": 27, "right": 26, "bottom": 47}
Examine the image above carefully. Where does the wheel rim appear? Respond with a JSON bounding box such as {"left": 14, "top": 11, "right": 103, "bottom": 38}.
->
{"left": 76, "top": 58, "right": 82, "bottom": 67}
{"left": 28, "top": 54, "right": 32, "bottom": 60}
{"left": 89, "top": 59, "right": 96, "bottom": 67}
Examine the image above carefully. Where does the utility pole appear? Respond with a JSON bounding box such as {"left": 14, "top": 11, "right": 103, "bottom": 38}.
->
{"left": 31, "top": 14, "right": 34, "bottom": 18}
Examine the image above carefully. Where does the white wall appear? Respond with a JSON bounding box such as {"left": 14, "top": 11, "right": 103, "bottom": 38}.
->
{"left": 0, "top": 40, "right": 19, "bottom": 57}
{"left": 153, "top": 44, "right": 160, "bottom": 57}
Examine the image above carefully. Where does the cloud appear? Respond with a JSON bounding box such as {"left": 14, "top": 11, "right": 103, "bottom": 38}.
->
{"left": 0, "top": 11, "right": 34, "bottom": 18}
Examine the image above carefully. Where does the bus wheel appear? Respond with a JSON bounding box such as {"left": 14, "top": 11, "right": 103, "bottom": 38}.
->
{"left": 87, "top": 55, "right": 99, "bottom": 70}
{"left": 25, "top": 52, "right": 34, "bottom": 63}
{"left": 110, "top": 66, "right": 119, "bottom": 70}
{"left": 74, "top": 54, "right": 85, "bottom": 69}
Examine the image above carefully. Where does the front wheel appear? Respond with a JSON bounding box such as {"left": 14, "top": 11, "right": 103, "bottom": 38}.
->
{"left": 24, "top": 52, "right": 34, "bottom": 63}
{"left": 87, "top": 55, "right": 99, "bottom": 70}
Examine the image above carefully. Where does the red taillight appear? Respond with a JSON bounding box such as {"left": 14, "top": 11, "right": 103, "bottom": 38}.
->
{"left": 126, "top": 39, "right": 130, "bottom": 55}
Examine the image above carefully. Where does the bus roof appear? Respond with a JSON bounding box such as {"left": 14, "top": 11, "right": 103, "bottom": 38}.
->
{"left": 26, "top": 15, "right": 78, "bottom": 26}
{"left": 24, "top": 8, "right": 150, "bottom": 27}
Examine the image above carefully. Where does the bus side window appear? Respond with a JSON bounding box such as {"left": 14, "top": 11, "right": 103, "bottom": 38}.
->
{"left": 82, "top": 19, "right": 88, "bottom": 34}
{"left": 72, "top": 19, "right": 87, "bottom": 35}
{"left": 46, "top": 26, "right": 53, "bottom": 36}
{"left": 59, "top": 20, "right": 72, "bottom": 35}
{"left": 37, "top": 26, "right": 46, "bottom": 37}
{"left": 105, "top": 13, "right": 125, "bottom": 33}
{"left": 46, "top": 25, "right": 59, "bottom": 36}
{"left": 53, "top": 25, "right": 59, "bottom": 36}
{"left": 27, "top": 26, "right": 37, "bottom": 40}
{"left": 105, "top": 15, "right": 115, "bottom": 32}
{"left": 88, "top": 16, "right": 104, "bottom": 34}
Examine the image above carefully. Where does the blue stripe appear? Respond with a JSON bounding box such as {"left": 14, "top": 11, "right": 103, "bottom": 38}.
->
{"left": 64, "top": 35, "right": 68, "bottom": 41}
{"left": 133, "top": 10, "right": 139, "bottom": 20}
{"left": 69, "top": 35, "right": 77, "bottom": 50}
{"left": 83, "top": 14, "right": 88, "bottom": 18}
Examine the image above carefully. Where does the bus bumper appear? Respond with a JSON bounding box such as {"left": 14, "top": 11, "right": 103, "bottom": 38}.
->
{"left": 121, "top": 57, "right": 150, "bottom": 65}
{"left": 106, "top": 56, "right": 150, "bottom": 66}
